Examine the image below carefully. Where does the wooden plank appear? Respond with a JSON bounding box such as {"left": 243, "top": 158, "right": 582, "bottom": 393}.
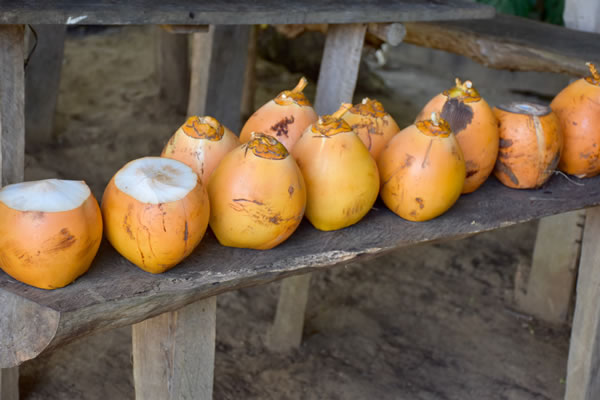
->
{"left": 368, "top": 23, "right": 406, "bottom": 46}
{"left": 0, "top": 25, "right": 25, "bottom": 185}
{"left": 240, "top": 26, "right": 257, "bottom": 122}
{"left": 403, "top": 14, "right": 600, "bottom": 77}
{"left": 0, "top": 1, "right": 495, "bottom": 26}
{"left": 515, "top": 211, "right": 584, "bottom": 323}
{"left": 0, "top": 368, "right": 18, "bottom": 400}
{"left": 156, "top": 28, "right": 189, "bottom": 115}
{"left": 3, "top": 175, "right": 600, "bottom": 368}
{"left": 188, "top": 25, "right": 250, "bottom": 133}
{"left": 132, "top": 297, "right": 216, "bottom": 400}
{"left": 564, "top": 0, "right": 600, "bottom": 33}
{"left": 566, "top": 206, "right": 600, "bottom": 399}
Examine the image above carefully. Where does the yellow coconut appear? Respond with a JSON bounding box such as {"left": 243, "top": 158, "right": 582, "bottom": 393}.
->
{"left": 292, "top": 105, "right": 380, "bottom": 231}
{"left": 161, "top": 115, "right": 239, "bottom": 184}
{"left": 0, "top": 179, "right": 102, "bottom": 289}
{"left": 378, "top": 113, "right": 465, "bottom": 221}
{"left": 208, "top": 133, "right": 306, "bottom": 250}
{"left": 102, "top": 157, "right": 209, "bottom": 274}
{"left": 240, "top": 77, "right": 318, "bottom": 151}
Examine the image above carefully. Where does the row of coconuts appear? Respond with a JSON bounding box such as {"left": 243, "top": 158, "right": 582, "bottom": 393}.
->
{"left": 1, "top": 63, "right": 599, "bottom": 290}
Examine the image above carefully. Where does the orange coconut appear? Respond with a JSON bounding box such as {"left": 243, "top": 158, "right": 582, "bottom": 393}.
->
{"left": 240, "top": 77, "right": 318, "bottom": 151}
{"left": 208, "top": 133, "right": 306, "bottom": 250}
{"left": 416, "top": 78, "right": 498, "bottom": 193}
{"left": 102, "top": 157, "right": 209, "bottom": 274}
{"left": 340, "top": 98, "right": 400, "bottom": 159}
{"left": 161, "top": 115, "right": 239, "bottom": 184}
{"left": 378, "top": 113, "right": 465, "bottom": 222}
{"left": 292, "top": 105, "right": 380, "bottom": 231}
{"left": 0, "top": 179, "right": 102, "bottom": 289}
{"left": 493, "top": 102, "right": 563, "bottom": 189}
{"left": 550, "top": 62, "right": 600, "bottom": 177}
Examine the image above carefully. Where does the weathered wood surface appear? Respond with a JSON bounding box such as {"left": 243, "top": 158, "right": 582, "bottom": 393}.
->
{"left": 515, "top": 211, "right": 584, "bottom": 323}
{"left": 564, "top": 0, "right": 600, "bottom": 33}
{"left": 0, "top": 25, "right": 25, "bottom": 186}
{"left": 155, "top": 28, "right": 189, "bottom": 115}
{"left": 0, "top": 1, "right": 494, "bottom": 25}
{"left": 566, "top": 206, "right": 600, "bottom": 399}
{"left": 132, "top": 297, "right": 216, "bottom": 400}
{"left": 188, "top": 25, "right": 250, "bottom": 133}
{"left": 2, "top": 175, "right": 600, "bottom": 368}
{"left": 25, "top": 24, "right": 66, "bottom": 151}
{"left": 0, "top": 367, "right": 18, "bottom": 400}
{"left": 403, "top": 14, "right": 600, "bottom": 77}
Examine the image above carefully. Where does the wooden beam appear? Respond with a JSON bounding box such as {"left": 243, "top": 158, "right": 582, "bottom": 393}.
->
{"left": 132, "top": 297, "right": 216, "bottom": 400}
{"left": 515, "top": 211, "right": 584, "bottom": 322}
{"left": 269, "top": 23, "right": 367, "bottom": 351}
{"left": 368, "top": 23, "right": 405, "bottom": 46}
{"left": 188, "top": 25, "right": 250, "bottom": 132}
{"left": 25, "top": 24, "right": 65, "bottom": 151}
{"left": 156, "top": 28, "right": 190, "bottom": 115}
{"left": 240, "top": 25, "right": 257, "bottom": 122}
{"left": 159, "top": 24, "right": 209, "bottom": 34}
{"left": 0, "top": 368, "right": 18, "bottom": 400}
{"left": 566, "top": 206, "right": 600, "bottom": 399}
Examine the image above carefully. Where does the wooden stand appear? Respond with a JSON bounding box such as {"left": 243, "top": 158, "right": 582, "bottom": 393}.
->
{"left": 0, "top": 368, "right": 18, "bottom": 400}
{"left": 155, "top": 28, "right": 190, "bottom": 115}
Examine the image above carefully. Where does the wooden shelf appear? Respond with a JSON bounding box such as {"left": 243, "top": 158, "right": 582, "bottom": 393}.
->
{"left": 0, "top": 0, "right": 494, "bottom": 25}
{"left": 1, "top": 174, "right": 600, "bottom": 368}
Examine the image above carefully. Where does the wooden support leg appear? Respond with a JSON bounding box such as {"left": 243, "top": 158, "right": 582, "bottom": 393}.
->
{"left": 0, "top": 25, "right": 25, "bottom": 400}
{"left": 25, "top": 25, "right": 65, "bottom": 151}
{"left": 188, "top": 25, "right": 250, "bottom": 133}
{"left": 132, "top": 297, "right": 217, "bottom": 400}
{"left": 515, "top": 211, "right": 584, "bottom": 322}
{"left": 566, "top": 206, "right": 600, "bottom": 399}
{"left": 155, "top": 28, "right": 190, "bottom": 115}
{"left": 269, "top": 24, "right": 367, "bottom": 352}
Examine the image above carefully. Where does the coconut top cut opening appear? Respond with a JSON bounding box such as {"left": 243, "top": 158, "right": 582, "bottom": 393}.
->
{"left": 0, "top": 179, "right": 91, "bottom": 212}
{"left": 115, "top": 157, "right": 198, "bottom": 204}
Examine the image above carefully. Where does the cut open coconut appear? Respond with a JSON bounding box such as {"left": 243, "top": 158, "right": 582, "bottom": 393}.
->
{"left": 0, "top": 179, "right": 103, "bottom": 289}
{"left": 102, "top": 157, "right": 209, "bottom": 274}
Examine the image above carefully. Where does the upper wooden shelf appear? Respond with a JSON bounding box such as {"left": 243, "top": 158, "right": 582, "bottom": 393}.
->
{"left": 0, "top": 0, "right": 494, "bottom": 25}
{"left": 1, "top": 174, "right": 600, "bottom": 368}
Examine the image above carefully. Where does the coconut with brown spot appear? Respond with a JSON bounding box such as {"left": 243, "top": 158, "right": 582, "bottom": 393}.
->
{"left": 208, "top": 133, "right": 306, "bottom": 249}
{"left": 102, "top": 157, "right": 210, "bottom": 274}
{"left": 0, "top": 179, "right": 103, "bottom": 289}
{"left": 416, "top": 78, "right": 498, "bottom": 193}
{"left": 493, "top": 102, "right": 563, "bottom": 189}
{"left": 550, "top": 62, "right": 600, "bottom": 177}
{"left": 378, "top": 112, "right": 465, "bottom": 222}
{"left": 239, "top": 77, "right": 318, "bottom": 151}
{"left": 292, "top": 105, "right": 380, "bottom": 231}
{"left": 161, "top": 115, "right": 239, "bottom": 184}
{"left": 339, "top": 98, "right": 400, "bottom": 159}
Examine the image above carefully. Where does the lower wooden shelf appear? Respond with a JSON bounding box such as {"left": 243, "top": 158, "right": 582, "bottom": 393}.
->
{"left": 1, "top": 174, "right": 599, "bottom": 368}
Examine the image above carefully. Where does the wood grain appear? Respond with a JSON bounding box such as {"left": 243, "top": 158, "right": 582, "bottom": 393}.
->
{"left": 403, "top": 14, "right": 600, "bottom": 77}
{"left": 0, "top": 1, "right": 494, "bottom": 25}
{"left": 0, "top": 367, "right": 18, "bottom": 400}
{"left": 25, "top": 24, "right": 66, "bottom": 151}
{"left": 566, "top": 206, "right": 600, "bottom": 399}
{"left": 132, "top": 297, "right": 216, "bottom": 400}
{"left": 156, "top": 28, "right": 189, "bottom": 115}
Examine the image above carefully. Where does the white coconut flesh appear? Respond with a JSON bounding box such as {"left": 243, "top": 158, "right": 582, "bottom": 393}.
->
{"left": 115, "top": 157, "right": 198, "bottom": 204}
{"left": 0, "top": 179, "right": 91, "bottom": 212}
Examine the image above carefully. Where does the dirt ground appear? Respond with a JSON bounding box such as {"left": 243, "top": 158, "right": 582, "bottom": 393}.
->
{"left": 18, "top": 26, "right": 573, "bottom": 400}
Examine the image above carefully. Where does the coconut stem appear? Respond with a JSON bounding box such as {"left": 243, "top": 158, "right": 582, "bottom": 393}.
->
{"left": 332, "top": 104, "right": 352, "bottom": 119}
{"left": 587, "top": 62, "right": 600, "bottom": 82}
{"left": 454, "top": 77, "right": 462, "bottom": 88}
{"left": 292, "top": 77, "right": 308, "bottom": 93}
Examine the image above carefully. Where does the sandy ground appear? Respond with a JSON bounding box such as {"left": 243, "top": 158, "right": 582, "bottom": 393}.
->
{"left": 18, "top": 26, "right": 572, "bottom": 399}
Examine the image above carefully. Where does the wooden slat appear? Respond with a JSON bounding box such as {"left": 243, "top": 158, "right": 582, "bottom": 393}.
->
{"left": 25, "top": 24, "right": 66, "bottom": 151}
{"left": 0, "top": 367, "right": 18, "bottom": 400}
{"left": 566, "top": 206, "right": 600, "bottom": 399}
{"left": 0, "top": 1, "right": 494, "bottom": 25}
{"left": 2, "top": 173, "right": 600, "bottom": 367}
{"left": 132, "top": 297, "right": 216, "bottom": 400}
{"left": 156, "top": 28, "right": 189, "bottom": 115}
{"left": 403, "top": 14, "right": 600, "bottom": 77}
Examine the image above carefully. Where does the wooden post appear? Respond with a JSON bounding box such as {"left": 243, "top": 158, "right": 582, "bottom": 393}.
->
{"left": 269, "top": 23, "right": 367, "bottom": 352}
{"left": 240, "top": 25, "right": 257, "bottom": 122}
{"left": 132, "top": 297, "right": 216, "bottom": 400}
{"left": 566, "top": 207, "right": 600, "bottom": 399}
{"left": 188, "top": 25, "right": 251, "bottom": 133}
{"left": 0, "top": 24, "right": 25, "bottom": 400}
{"left": 155, "top": 28, "right": 190, "bottom": 115}
{"left": 25, "top": 24, "right": 65, "bottom": 151}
